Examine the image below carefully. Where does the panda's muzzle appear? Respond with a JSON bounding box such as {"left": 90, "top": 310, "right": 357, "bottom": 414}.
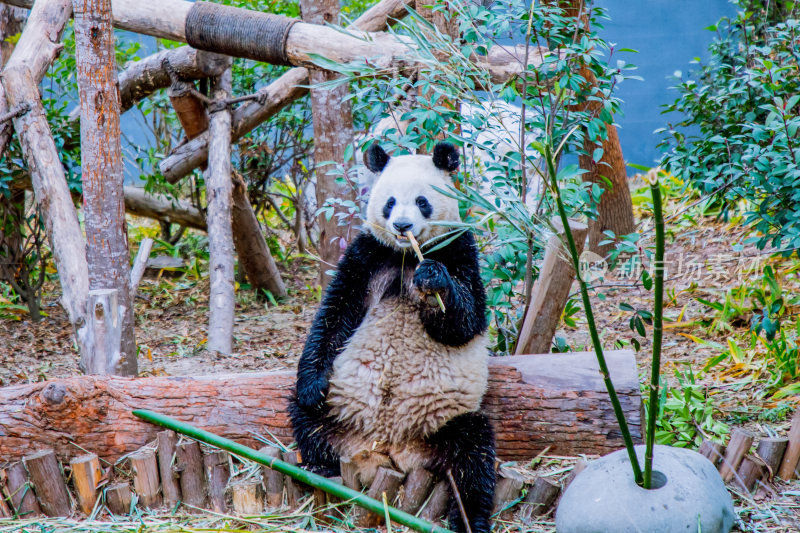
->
{"left": 392, "top": 220, "right": 413, "bottom": 233}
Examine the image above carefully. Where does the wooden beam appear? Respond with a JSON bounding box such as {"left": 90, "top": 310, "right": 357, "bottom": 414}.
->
{"left": 0, "top": 350, "right": 641, "bottom": 463}
{"left": 515, "top": 218, "right": 588, "bottom": 355}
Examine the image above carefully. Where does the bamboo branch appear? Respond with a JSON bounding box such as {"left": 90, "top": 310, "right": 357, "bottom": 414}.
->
{"left": 405, "top": 231, "right": 446, "bottom": 313}
{"left": 133, "top": 409, "right": 453, "bottom": 533}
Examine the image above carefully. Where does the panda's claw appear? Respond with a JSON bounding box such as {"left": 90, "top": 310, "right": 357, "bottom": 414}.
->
{"left": 413, "top": 259, "right": 451, "bottom": 295}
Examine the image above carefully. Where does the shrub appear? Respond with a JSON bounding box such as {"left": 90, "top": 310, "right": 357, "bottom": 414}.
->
{"left": 658, "top": 1, "right": 800, "bottom": 252}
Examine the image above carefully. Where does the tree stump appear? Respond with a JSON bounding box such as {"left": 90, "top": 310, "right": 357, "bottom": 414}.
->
{"left": 698, "top": 439, "right": 725, "bottom": 468}
{"left": 104, "top": 482, "right": 132, "bottom": 515}
{"left": 418, "top": 480, "right": 449, "bottom": 523}
{"left": 203, "top": 450, "right": 230, "bottom": 513}
{"left": 737, "top": 456, "right": 766, "bottom": 492}
{"left": 2, "top": 461, "right": 40, "bottom": 517}
{"left": 492, "top": 466, "right": 525, "bottom": 519}
{"left": 259, "top": 446, "right": 285, "bottom": 508}
{"left": 398, "top": 468, "right": 434, "bottom": 515}
{"left": 157, "top": 430, "right": 181, "bottom": 507}
{"left": 23, "top": 450, "right": 71, "bottom": 517}
{"left": 353, "top": 466, "right": 404, "bottom": 527}
{"left": 519, "top": 477, "right": 560, "bottom": 522}
{"left": 69, "top": 453, "right": 102, "bottom": 514}
{"left": 282, "top": 450, "right": 303, "bottom": 508}
{"left": 129, "top": 449, "right": 162, "bottom": 509}
{"left": 778, "top": 409, "right": 800, "bottom": 480}
{"left": 176, "top": 441, "right": 207, "bottom": 508}
{"left": 756, "top": 437, "right": 788, "bottom": 479}
{"left": 231, "top": 479, "right": 264, "bottom": 515}
{"left": 719, "top": 429, "right": 755, "bottom": 482}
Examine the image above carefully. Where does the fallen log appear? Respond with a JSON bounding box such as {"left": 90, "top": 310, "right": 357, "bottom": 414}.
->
{"left": 0, "top": 350, "right": 640, "bottom": 463}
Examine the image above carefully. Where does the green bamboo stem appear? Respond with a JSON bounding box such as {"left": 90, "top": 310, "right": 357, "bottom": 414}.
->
{"left": 544, "top": 144, "right": 644, "bottom": 486}
{"left": 132, "top": 409, "right": 453, "bottom": 533}
{"left": 643, "top": 180, "right": 665, "bottom": 489}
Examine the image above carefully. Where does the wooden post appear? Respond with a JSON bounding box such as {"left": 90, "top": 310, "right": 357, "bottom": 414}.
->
{"left": 418, "top": 480, "right": 449, "bottom": 523}
{"left": 1, "top": 0, "right": 91, "bottom": 354}
{"left": 104, "top": 482, "right": 132, "bottom": 515}
{"left": 300, "top": 0, "right": 357, "bottom": 288}
{"left": 353, "top": 466, "right": 404, "bottom": 527}
{"left": 129, "top": 449, "right": 162, "bottom": 508}
{"left": 518, "top": 477, "right": 560, "bottom": 522}
{"left": 736, "top": 456, "right": 765, "bottom": 492}
{"left": 778, "top": 409, "right": 800, "bottom": 480}
{"left": 340, "top": 456, "right": 360, "bottom": 491}
{"left": 259, "top": 446, "right": 285, "bottom": 508}
{"left": 492, "top": 467, "right": 525, "bottom": 519}
{"left": 73, "top": 0, "right": 137, "bottom": 375}
{"left": 157, "top": 430, "right": 181, "bottom": 507}
{"left": 698, "top": 439, "right": 725, "bottom": 468}
{"left": 756, "top": 437, "right": 788, "bottom": 478}
{"left": 231, "top": 173, "right": 287, "bottom": 300}
{"left": 398, "top": 468, "right": 434, "bottom": 515}
{"left": 203, "top": 450, "right": 230, "bottom": 513}
{"left": 2, "top": 462, "right": 40, "bottom": 517}
{"left": 564, "top": 457, "right": 589, "bottom": 487}
{"left": 205, "top": 63, "right": 235, "bottom": 355}
{"left": 0, "top": 476, "right": 11, "bottom": 517}
{"left": 69, "top": 453, "right": 101, "bottom": 515}
{"left": 282, "top": 450, "right": 303, "bottom": 508}
{"left": 176, "top": 440, "right": 207, "bottom": 508}
{"left": 719, "top": 428, "right": 755, "bottom": 482}
{"left": 23, "top": 450, "right": 71, "bottom": 517}
{"left": 231, "top": 479, "right": 263, "bottom": 515}
{"left": 515, "top": 218, "right": 589, "bottom": 355}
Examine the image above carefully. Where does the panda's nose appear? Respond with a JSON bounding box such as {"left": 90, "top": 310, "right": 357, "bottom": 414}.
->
{"left": 393, "top": 220, "right": 413, "bottom": 234}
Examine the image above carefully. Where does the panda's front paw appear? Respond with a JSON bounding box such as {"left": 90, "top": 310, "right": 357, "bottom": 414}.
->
{"left": 414, "top": 259, "right": 451, "bottom": 304}
{"left": 296, "top": 374, "right": 329, "bottom": 411}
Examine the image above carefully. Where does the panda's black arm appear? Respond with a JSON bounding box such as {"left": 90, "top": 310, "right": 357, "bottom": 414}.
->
{"left": 415, "top": 231, "right": 487, "bottom": 346}
{"left": 295, "top": 233, "right": 390, "bottom": 410}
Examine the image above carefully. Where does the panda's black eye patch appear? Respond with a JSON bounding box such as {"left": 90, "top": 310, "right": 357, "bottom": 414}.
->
{"left": 416, "top": 196, "right": 432, "bottom": 218}
{"left": 383, "top": 197, "right": 396, "bottom": 219}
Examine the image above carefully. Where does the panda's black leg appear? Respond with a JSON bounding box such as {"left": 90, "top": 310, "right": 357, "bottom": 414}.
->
{"left": 287, "top": 398, "right": 341, "bottom": 477}
{"left": 426, "top": 412, "right": 496, "bottom": 533}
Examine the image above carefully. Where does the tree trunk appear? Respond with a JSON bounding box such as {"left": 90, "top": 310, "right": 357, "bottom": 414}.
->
{"left": 560, "top": 0, "right": 634, "bottom": 256}
{"left": 73, "top": 0, "right": 137, "bottom": 376}
{"left": 1, "top": 0, "right": 91, "bottom": 348}
{"left": 0, "top": 350, "right": 641, "bottom": 463}
{"left": 0, "top": 4, "right": 25, "bottom": 153}
{"left": 204, "top": 64, "right": 235, "bottom": 354}
{"left": 231, "top": 173, "right": 287, "bottom": 299}
{"left": 300, "top": 0, "right": 357, "bottom": 288}
{"left": 580, "top": 124, "right": 635, "bottom": 255}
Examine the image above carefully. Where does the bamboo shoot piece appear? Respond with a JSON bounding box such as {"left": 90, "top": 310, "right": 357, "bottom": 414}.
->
{"left": 405, "top": 230, "right": 446, "bottom": 312}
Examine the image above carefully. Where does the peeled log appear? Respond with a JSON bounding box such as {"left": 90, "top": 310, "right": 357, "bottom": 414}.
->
{"left": 0, "top": 350, "right": 641, "bottom": 463}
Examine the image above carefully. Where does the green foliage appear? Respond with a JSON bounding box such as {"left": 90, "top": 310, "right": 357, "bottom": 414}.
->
{"left": 643, "top": 367, "right": 729, "bottom": 448}
{"left": 658, "top": 3, "right": 800, "bottom": 252}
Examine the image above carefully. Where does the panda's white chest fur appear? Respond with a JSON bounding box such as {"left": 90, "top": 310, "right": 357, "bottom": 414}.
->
{"left": 326, "top": 269, "right": 489, "bottom": 448}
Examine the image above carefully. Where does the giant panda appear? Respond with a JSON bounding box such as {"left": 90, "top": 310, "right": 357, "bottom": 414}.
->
{"left": 289, "top": 141, "right": 495, "bottom": 533}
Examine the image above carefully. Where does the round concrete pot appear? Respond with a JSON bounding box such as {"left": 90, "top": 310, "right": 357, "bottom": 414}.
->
{"left": 555, "top": 444, "right": 735, "bottom": 533}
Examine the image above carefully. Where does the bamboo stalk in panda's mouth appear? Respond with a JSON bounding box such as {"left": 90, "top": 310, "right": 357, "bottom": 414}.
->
{"left": 405, "top": 231, "right": 447, "bottom": 313}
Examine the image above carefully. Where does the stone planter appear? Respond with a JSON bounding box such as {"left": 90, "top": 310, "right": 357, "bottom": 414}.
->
{"left": 556, "top": 444, "right": 735, "bottom": 533}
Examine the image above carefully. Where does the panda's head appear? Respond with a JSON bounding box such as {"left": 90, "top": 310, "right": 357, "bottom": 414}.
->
{"left": 364, "top": 142, "right": 460, "bottom": 251}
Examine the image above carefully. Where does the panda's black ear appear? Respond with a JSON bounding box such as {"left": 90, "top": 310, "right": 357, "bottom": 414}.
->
{"left": 432, "top": 142, "right": 459, "bottom": 172}
{"left": 365, "top": 144, "right": 390, "bottom": 173}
